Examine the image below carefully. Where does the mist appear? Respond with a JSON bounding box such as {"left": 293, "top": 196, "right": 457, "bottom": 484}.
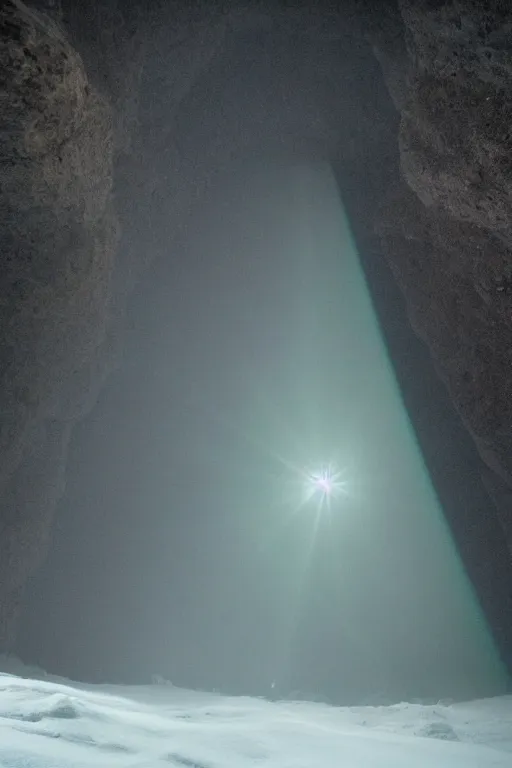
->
{"left": 16, "top": 161, "right": 506, "bottom": 704}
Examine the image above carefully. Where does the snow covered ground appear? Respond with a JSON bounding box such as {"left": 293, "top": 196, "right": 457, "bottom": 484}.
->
{"left": 0, "top": 658, "right": 511, "bottom": 767}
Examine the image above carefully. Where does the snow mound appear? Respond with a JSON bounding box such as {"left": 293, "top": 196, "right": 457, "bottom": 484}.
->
{"left": 0, "top": 663, "right": 511, "bottom": 767}
{"left": 3, "top": 691, "right": 83, "bottom": 722}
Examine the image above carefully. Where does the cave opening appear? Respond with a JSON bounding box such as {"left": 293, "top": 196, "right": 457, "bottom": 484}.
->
{"left": 15, "top": 160, "right": 507, "bottom": 703}
{"left": 5, "top": 0, "right": 512, "bottom": 706}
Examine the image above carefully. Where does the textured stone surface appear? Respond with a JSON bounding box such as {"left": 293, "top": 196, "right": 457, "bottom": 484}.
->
{"left": 0, "top": 0, "right": 117, "bottom": 645}
{"left": 0, "top": 0, "right": 233, "bottom": 647}
{"left": 373, "top": 0, "right": 512, "bottom": 547}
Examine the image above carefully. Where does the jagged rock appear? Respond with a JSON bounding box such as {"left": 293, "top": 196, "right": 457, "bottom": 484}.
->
{"left": 0, "top": 0, "right": 234, "bottom": 647}
{"left": 373, "top": 0, "right": 512, "bottom": 545}
{"left": 377, "top": 184, "right": 512, "bottom": 487}
{"left": 0, "top": 0, "right": 116, "bottom": 644}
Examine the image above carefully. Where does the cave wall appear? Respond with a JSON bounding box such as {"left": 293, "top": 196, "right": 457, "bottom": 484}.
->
{"left": 376, "top": 0, "right": 512, "bottom": 549}
{"left": 0, "top": 0, "right": 118, "bottom": 646}
{"left": 1, "top": 0, "right": 511, "bottom": 661}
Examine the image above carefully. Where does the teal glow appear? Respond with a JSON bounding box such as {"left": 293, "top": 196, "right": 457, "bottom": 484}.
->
{"left": 186, "top": 161, "right": 507, "bottom": 701}
{"left": 244, "top": 162, "right": 506, "bottom": 700}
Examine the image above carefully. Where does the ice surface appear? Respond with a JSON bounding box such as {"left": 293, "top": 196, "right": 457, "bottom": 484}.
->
{"left": 0, "top": 657, "right": 511, "bottom": 767}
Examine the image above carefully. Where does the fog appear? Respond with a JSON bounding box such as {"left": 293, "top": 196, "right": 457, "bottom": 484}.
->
{"left": 17, "top": 162, "right": 506, "bottom": 703}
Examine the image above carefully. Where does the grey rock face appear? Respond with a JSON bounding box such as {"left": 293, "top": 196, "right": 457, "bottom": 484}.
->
{"left": 0, "top": 0, "right": 116, "bottom": 645}
{"left": 375, "top": 0, "right": 512, "bottom": 548}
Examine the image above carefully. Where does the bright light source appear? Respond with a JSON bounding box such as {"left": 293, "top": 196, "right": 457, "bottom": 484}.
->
{"left": 303, "top": 462, "right": 347, "bottom": 510}
{"left": 311, "top": 470, "right": 335, "bottom": 496}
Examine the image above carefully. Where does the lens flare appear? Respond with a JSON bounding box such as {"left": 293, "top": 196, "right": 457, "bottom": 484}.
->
{"left": 311, "top": 469, "right": 335, "bottom": 496}
{"left": 303, "top": 462, "right": 347, "bottom": 511}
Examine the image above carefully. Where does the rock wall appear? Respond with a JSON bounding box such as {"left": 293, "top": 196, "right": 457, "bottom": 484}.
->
{"left": 0, "top": 0, "right": 118, "bottom": 646}
{"left": 0, "top": 0, "right": 249, "bottom": 648}
{"left": 374, "top": 0, "right": 512, "bottom": 549}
